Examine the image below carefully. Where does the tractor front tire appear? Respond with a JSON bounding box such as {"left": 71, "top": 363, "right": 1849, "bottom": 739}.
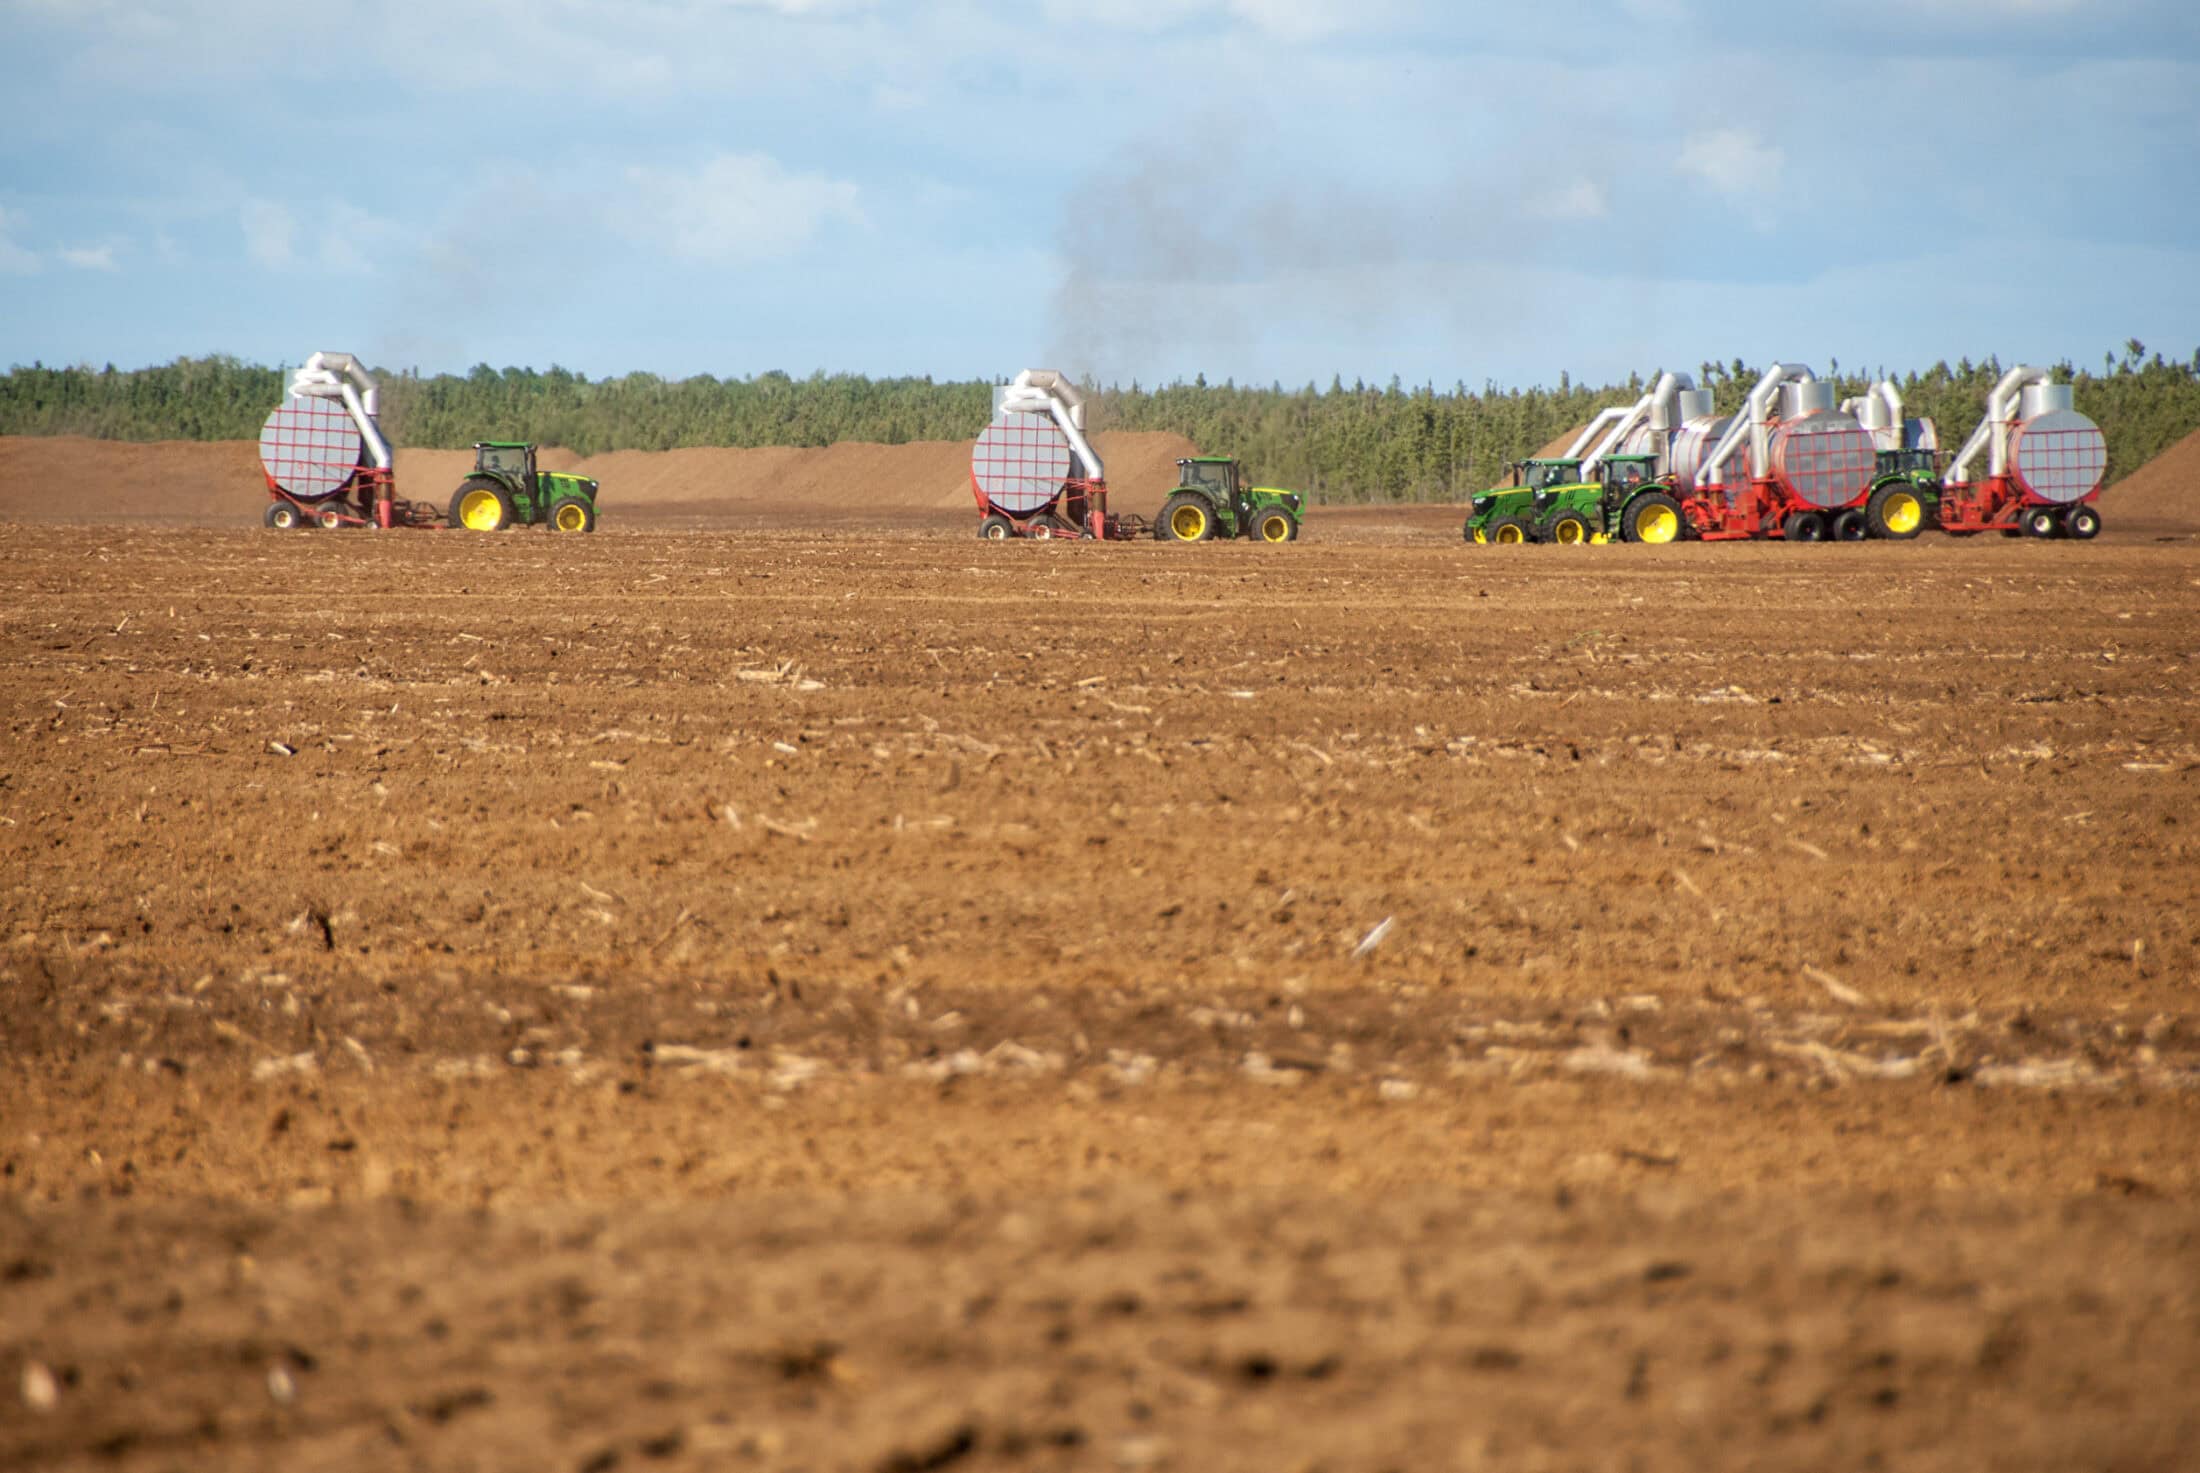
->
{"left": 1160, "top": 493, "right": 1217, "bottom": 543}
{"left": 549, "top": 497, "right": 597, "bottom": 534}
{"left": 264, "top": 500, "right": 304, "bottom": 530}
{"left": 451, "top": 479, "right": 516, "bottom": 532}
{"left": 1486, "top": 514, "right": 1535, "bottom": 545}
{"left": 1866, "top": 483, "right": 1927, "bottom": 540}
{"left": 1547, "top": 512, "right": 1591, "bottom": 546}
{"left": 978, "top": 513, "right": 1016, "bottom": 540}
{"left": 1624, "top": 492, "right": 1685, "bottom": 545}
{"left": 1248, "top": 506, "right": 1298, "bottom": 543}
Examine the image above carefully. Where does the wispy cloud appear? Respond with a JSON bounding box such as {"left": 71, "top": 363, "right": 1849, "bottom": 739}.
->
{"left": 620, "top": 153, "right": 866, "bottom": 267}
{"left": 58, "top": 243, "right": 118, "bottom": 271}
{"left": 240, "top": 199, "right": 294, "bottom": 268}
{"left": 0, "top": 207, "right": 40, "bottom": 274}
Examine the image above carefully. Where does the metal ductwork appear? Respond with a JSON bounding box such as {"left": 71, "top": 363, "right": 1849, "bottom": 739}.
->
{"left": 286, "top": 351, "right": 391, "bottom": 470}
{"left": 995, "top": 368, "right": 1104, "bottom": 483}
{"left": 1562, "top": 407, "right": 1632, "bottom": 460}
{"left": 1584, "top": 370, "right": 1692, "bottom": 478}
{"left": 1946, "top": 364, "right": 2052, "bottom": 484}
{"left": 1695, "top": 363, "right": 1815, "bottom": 488}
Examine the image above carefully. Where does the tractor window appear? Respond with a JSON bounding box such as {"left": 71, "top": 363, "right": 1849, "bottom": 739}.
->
{"left": 1608, "top": 461, "right": 1648, "bottom": 490}
{"left": 1184, "top": 462, "right": 1232, "bottom": 494}
{"left": 477, "top": 445, "right": 529, "bottom": 476}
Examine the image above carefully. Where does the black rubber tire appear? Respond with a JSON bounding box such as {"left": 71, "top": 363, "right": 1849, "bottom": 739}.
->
{"left": 2064, "top": 504, "right": 2102, "bottom": 540}
{"left": 1546, "top": 513, "right": 1592, "bottom": 545}
{"left": 315, "top": 506, "right": 349, "bottom": 530}
{"left": 1865, "top": 482, "right": 1928, "bottom": 540}
{"left": 1784, "top": 510, "right": 1828, "bottom": 543}
{"left": 1486, "top": 514, "right": 1536, "bottom": 546}
{"left": 978, "top": 513, "right": 1016, "bottom": 540}
{"left": 450, "top": 478, "right": 515, "bottom": 532}
{"left": 1159, "top": 492, "right": 1218, "bottom": 543}
{"left": 1247, "top": 506, "right": 1299, "bottom": 543}
{"left": 548, "top": 497, "right": 596, "bottom": 534}
{"left": 264, "top": 500, "right": 304, "bottom": 530}
{"left": 1831, "top": 508, "right": 1869, "bottom": 542}
{"left": 1623, "top": 492, "right": 1686, "bottom": 545}
{"left": 2022, "top": 506, "right": 2062, "bottom": 539}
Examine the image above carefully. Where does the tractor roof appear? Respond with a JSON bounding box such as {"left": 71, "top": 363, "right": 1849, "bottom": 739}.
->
{"left": 475, "top": 440, "right": 534, "bottom": 450}
{"left": 1183, "top": 455, "right": 1237, "bottom": 464}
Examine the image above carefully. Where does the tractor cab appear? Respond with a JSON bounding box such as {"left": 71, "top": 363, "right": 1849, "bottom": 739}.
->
{"left": 1178, "top": 457, "right": 1241, "bottom": 500}
{"left": 474, "top": 441, "right": 538, "bottom": 486}
{"left": 1512, "top": 458, "right": 1581, "bottom": 491}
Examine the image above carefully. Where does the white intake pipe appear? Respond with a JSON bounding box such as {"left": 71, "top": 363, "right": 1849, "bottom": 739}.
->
{"left": 1584, "top": 371, "right": 1685, "bottom": 478}
{"left": 1874, "top": 381, "right": 1904, "bottom": 452}
{"left": 999, "top": 369, "right": 1103, "bottom": 482}
{"left": 1563, "top": 406, "right": 1630, "bottom": 460}
{"left": 1696, "top": 363, "right": 1815, "bottom": 489}
{"left": 286, "top": 353, "right": 391, "bottom": 470}
{"left": 1946, "top": 364, "right": 2051, "bottom": 484}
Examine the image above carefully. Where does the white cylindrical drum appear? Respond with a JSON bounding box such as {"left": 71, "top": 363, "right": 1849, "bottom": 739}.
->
{"left": 1767, "top": 412, "right": 1876, "bottom": 508}
{"left": 258, "top": 398, "right": 363, "bottom": 501}
{"left": 2019, "top": 383, "right": 2075, "bottom": 421}
{"left": 2008, "top": 409, "right": 2107, "bottom": 503}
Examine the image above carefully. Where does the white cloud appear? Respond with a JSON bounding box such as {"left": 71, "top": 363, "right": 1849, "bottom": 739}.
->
{"left": 1048, "top": 0, "right": 1409, "bottom": 39}
{"left": 58, "top": 243, "right": 118, "bottom": 270}
{"left": 1678, "top": 128, "right": 1784, "bottom": 198}
{"left": 241, "top": 198, "right": 293, "bottom": 267}
{"left": 1525, "top": 179, "right": 1608, "bottom": 222}
{"left": 0, "top": 207, "right": 40, "bottom": 274}
{"left": 621, "top": 153, "right": 865, "bottom": 266}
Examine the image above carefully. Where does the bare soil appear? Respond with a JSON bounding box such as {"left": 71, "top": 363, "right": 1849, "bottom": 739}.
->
{"left": 3, "top": 474, "right": 2198, "bottom": 1469}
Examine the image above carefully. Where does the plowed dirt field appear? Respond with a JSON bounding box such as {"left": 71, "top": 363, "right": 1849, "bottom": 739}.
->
{"left": 4, "top": 519, "right": 2198, "bottom": 1472}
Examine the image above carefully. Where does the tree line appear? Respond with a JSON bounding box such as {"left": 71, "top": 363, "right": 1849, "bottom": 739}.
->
{"left": 3, "top": 345, "right": 2194, "bottom": 502}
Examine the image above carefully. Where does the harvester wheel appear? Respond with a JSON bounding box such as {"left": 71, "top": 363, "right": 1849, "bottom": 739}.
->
{"left": 1624, "top": 492, "right": 1685, "bottom": 545}
{"left": 451, "top": 478, "right": 515, "bottom": 532}
{"left": 2022, "top": 506, "right": 2062, "bottom": 539}
{"left": 1487, "top": 515, "right": 1535, "bottom": 545}
{"left": 2065, "top": 504, "right": 2102, "bottom": 540}
{"left": 1160, "top": 493, "right": 1216, "bottom": 543}
{"left": 263, "top": 500, "right": 304, "bottom": 530}
{"left": 1783, "top": 510, "right": 1828, "bottom": 543}
{"left": 1547, "top": 513, "right": 1591, "bottom": 546}
{"left": 1249, "top": 507, "right": 1298, "bottom": 543}
{"left": 315, "top": 506, "right": 349, "bottom": 530}
{"left": 549, "top": 497, "right": 596, "bottom": 534}
{"left": 1831, "top": 508, "right": 1869, "bottom": 542}
{"left": 978, "top": 513, "right": 1016, "bottom": 540}
{"left": 1866, "top": 483, "right": 1927, "bottom": 540}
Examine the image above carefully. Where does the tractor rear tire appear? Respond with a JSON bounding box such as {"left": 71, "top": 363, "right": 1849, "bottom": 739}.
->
{"left": 2022, "top": 506, "right": 2062, "bottom": 539}
{"left": 451, "top": 478, "right": 515, "bottom": 532}
{"left": 1831, "top": 508, "right": 1869, "bottom": 542}
{"left": 264, "top": 500, "right": 304, "bottom": 530}
{"left": 1546, "top": 513, "right": 1591, "bottom": 545}
{"left": 978, "top": 514, "right": 1016, "bottom": 540}
{"left": 549, "top": 497, "right": 596, "bottom": 534}
{"left": 2064, "top": 504, "right": 2102, "bottom": 540}
{"left": 1866, "top": 483, "right": 1927, "bottom": 540}
{"left": 1783, "top": 510, "right": 1828, "bottom": 543}
{"left": 1486, "top": 514, "right": 1535, "bottom": 545}
{"left": 1624, "top": 492, "right": 1685, "bottom": 545}
{"left": 1248, "top": 506, "right": 1298, "bottom": 543}
{"left": 1160, "top": 493, "right": 1217, "bottom": 543}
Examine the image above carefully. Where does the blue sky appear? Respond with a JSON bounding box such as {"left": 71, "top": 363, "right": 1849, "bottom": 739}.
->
{"left": 2, "top": 0, "right": 2196, "bottom": 390}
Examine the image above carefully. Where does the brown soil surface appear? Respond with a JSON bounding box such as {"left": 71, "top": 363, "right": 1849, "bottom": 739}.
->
{"left": 4, "top": 521, "right": 2198, "bottom": 1469}
{"left": 2102, "top": 424, "right": 2200, "bottom": 534}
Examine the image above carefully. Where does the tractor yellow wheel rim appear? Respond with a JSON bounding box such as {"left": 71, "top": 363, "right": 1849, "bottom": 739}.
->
{"left": 554, "top": 502, "right": 589, "bottom": 532}
{"left": 1471, "top": 528, "right": 1487, "bottom": 544}
{"left": 1256, "top": 512, "right": 1290, "bottom": 543}
{"left": 1551, "top": 519, "right": 1585, "bottom": 545}
{"left": 459, "top": 489, "right": 504, "bottom": 530}
{"left": 1636, "top": 505, "right": 1680, "bottom": 544}
{"left": 1493, "top": 523, "right": 1526, "bottom": 544}
{"left": 1170, "top": 504, "right": 1207, "bottom": 540}
{"left": 1883, "top": 491, "right": 1921, "bottom": 534}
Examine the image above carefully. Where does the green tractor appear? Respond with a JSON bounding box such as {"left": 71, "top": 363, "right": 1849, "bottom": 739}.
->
{"left": 1859, "top": 445, "right": 1937, "bottom": 541}
{"left": 448, "top": 442, "right": 600, "bottom": 533}
{"left": 1465, "top": 454, "right": 1685, "bottom": 545}
{"left": 1157, "top": 457, "right": 1305, "bottom": 543}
